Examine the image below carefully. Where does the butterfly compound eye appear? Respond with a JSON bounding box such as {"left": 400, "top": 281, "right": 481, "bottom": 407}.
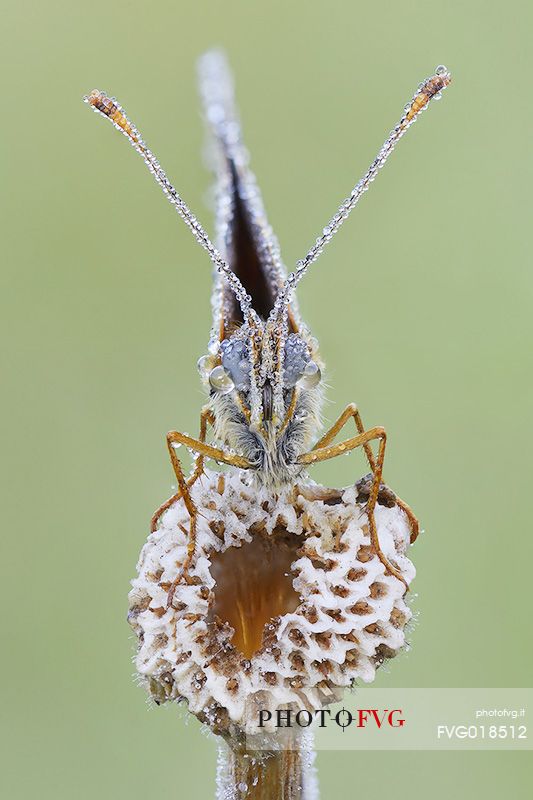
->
{"left": 220, "top": 338, "right": 251, "bottom": 391}
{"left": 283, "top": 333, "right": 321, "bottom": 389}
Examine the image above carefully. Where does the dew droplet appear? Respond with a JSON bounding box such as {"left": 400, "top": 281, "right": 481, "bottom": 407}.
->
{"left": 197, "top": 354, "right": 214, "bottom": 375}
{"left": 296, "top": 361, "right": 321, "bottom": 390}
{"left": 435, "top": 64, "right": 448, "bottom": 76}
{"left": 208, "top": 365, "right": 234, "bottom": 395}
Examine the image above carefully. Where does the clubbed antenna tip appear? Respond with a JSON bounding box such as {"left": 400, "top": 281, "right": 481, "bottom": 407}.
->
{"left": 84, "top": 90, "right": 141, "bottom": 143}
{"left": 270, "top": 65, "right": 452, "bottom": 317}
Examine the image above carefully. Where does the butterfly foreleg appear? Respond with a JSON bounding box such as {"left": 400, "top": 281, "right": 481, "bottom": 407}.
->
{"left": 298, "top": 425, "right": 408, "bottom": 591}
{"left": 313, "top": 403, "right": 419, "bottom": 543}
{"left": 160, "top": 427, "right": 251, "bottom": 607}
{"left": 150, "top": 407, "right": 215, "bottom": 532}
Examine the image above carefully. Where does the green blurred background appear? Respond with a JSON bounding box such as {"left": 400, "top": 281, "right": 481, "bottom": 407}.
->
{"left": 2, "top": 0, "right": 532, "bottom": 797}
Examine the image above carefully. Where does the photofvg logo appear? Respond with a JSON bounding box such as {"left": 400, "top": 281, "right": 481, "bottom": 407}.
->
{"left": 246, "top": 689, "right": 532, "bottom": 751}
{"left": 258, "top": 707, "right": 405, "bottom": 732}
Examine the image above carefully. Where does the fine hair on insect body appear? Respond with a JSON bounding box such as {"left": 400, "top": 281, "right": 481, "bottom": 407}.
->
{"left": 85, "top": 54, "right": 451, "bottom": 609}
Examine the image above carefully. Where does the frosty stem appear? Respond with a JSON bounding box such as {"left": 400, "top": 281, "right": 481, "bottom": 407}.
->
{"left": 216, "top": 732, "right": 317, "bottom": 800}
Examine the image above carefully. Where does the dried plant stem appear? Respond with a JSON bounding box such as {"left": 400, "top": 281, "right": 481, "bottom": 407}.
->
{"left": 216, "top": 732, "right": 318, "bottom": 800}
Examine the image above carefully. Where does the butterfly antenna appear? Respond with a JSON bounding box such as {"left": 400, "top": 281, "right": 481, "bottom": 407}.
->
{"left": 83, "top": 89, "right": 260, "bottom": 326}
{"left": 272, "top": 65, "right": 451, "bottom": 314}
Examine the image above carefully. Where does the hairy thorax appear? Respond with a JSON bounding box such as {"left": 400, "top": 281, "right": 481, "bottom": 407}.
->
{"left": 208, "top": 387, "right": 323, "bottom": 490}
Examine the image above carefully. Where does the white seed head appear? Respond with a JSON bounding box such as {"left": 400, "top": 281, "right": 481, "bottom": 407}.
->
{"left": 129, "top": 470, "right": 416, "bottom": 739}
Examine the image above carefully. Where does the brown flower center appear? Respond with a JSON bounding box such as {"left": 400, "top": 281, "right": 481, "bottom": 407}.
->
{"left": 210, "top": 531, "right": 301, "bottom": 659}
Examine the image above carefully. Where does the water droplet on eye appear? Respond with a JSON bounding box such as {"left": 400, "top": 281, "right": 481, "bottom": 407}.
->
{"left": 209, "top": 365, "right": 235, "bottom": 395}
{"left": 297, "top": 361, "right": 321, "bottom": 389}
{"left": 435, "top": 64, "right": 448, "bottom": 76}
{"left": 197, "top": 354, "right": 214, "bottom": 375}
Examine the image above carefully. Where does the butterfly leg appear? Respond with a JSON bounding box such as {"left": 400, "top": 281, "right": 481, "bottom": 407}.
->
{"left": 151, "top": 408, "right": 215, "bottom": 532}
{"left": 313, "top": 403, "right": 419, "bottom": 543}
{"left": 298, "top": 426, "right": 408, "bottom": 591}
{"left": 162, "top": 429, "right": 251, "bottom": 607}
{"left": 187, "top": 409, "right": 216, "bottom": 490}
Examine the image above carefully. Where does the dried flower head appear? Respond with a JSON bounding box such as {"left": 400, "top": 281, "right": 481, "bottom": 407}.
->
{"left": 128, "top": 469, "right": 414, "bottom": 740}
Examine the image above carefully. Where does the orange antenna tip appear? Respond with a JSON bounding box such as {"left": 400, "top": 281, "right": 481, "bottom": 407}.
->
{"left": 404, "top": 65, "right": 451, "bottom": 124}
{"left": 84, "top": 89, "right": 139, "bottom": 142}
